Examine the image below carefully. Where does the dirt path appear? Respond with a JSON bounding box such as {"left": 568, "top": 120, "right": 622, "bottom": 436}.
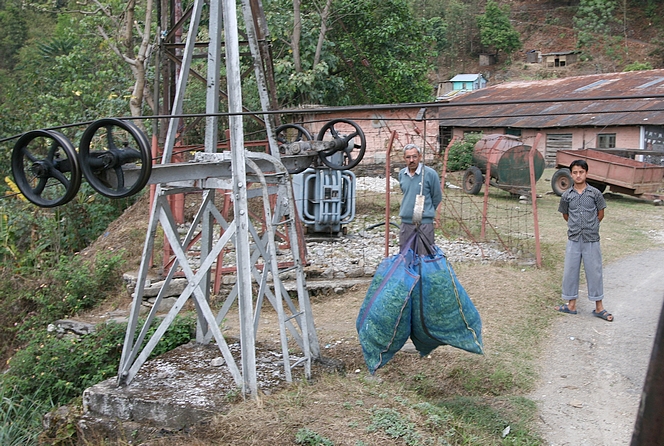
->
{"left": 531, "top": 249, "right": 664, "bottom": 446}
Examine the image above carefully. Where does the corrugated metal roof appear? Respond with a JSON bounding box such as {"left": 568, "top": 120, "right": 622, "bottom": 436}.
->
{"left": 541, "top": 51, "right": 579, "bottom": 56}
{"left": 449, "top": 74, "right": 483, "bottom": 82}
{"left": 437, "top": 69, "right": 664, "bottom": 128}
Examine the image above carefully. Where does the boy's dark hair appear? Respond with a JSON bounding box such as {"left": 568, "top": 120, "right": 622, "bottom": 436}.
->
{"left": 569, "top": 159, "right": 589, "bottom": 172}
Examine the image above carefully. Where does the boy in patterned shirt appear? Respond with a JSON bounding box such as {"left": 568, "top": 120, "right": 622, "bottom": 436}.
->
{"left": 555, "top": 159, "right": 613, "bottom": 321}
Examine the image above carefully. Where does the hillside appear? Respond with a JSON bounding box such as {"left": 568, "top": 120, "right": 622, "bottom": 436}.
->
{"left": 441, "top": 0, "right": 661, "bottom": 85}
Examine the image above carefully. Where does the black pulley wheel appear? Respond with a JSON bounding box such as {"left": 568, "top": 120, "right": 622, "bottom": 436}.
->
{"left": 79, "top": 118, "right": 152, "bottom": 198}
{"left": 275, "top": 124, "right": 316, "bottom": 174}
{"left": 275, "top": 123, "right": 312, "bottom": 145}
{"left": 462, "top": 166, "right": 484, "bottom": 195}
{"left": 11, "top": 130, "right": 82, "bottom": 207}
{"left": 316, "top": 119, "right": 366, "bottom": 170}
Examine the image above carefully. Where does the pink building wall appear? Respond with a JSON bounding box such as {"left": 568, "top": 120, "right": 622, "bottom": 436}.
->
{"left": 450, "top": 126, "right": 645, "bottom": 162}
{"left": 302, "top": 109, "right": 647, "bottom": 167}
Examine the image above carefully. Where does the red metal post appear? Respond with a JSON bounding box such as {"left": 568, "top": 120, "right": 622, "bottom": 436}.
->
{"left": 481, "top": 137, "right": 502, "bottom": 240}
{"left": 385, "top": 130, "right": 398, "bottom": 258}
{"left": 529, "top": 133, "right": 543, "bottom": 268}
{"left": 437, "top": 136, "right": 458, "bottom": 225}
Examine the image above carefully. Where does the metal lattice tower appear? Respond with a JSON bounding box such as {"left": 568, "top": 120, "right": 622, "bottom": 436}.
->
{"left": 117, "top": 0, "right": 320, "bottom": 396}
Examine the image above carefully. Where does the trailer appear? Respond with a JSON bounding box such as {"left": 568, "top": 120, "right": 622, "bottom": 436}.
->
{"left": 462, "top": 134, "right": 545, "bottom": 196}
{"left": 551, "top": 149, "right": 664, "bottom": 198}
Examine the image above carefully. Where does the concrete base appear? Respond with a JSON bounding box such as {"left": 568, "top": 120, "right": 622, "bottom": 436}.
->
{"left": 78, "top": 341, "right": 287, "bottom": 442}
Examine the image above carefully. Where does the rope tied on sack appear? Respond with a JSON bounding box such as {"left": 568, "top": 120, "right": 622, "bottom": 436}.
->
{"left": 411, "top": 109, "right": 427, "bottom": 225}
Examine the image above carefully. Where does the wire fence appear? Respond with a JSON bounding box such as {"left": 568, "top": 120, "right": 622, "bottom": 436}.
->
{"left": 352, "top": 170, "right": 538, "bottom": 264}
{"left": 438, "top": 185, "right": 537, "bottom": 262}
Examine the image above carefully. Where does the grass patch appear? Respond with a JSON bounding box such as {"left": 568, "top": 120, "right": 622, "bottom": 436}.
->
{"left": 0, "top": 382, "right": 53, "bottom": 446}
{"left": 436, "top": 396, "right": 543, "bottom": 445}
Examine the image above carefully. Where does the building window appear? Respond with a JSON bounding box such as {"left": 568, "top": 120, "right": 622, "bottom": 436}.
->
{"left": 439, "top": 126, "right": 453, "bottom": 150}
{"left": 597, "top": 133, "right": 616, "bottom": 149}
{"left": 505, "top": 128, "right": 522, "bottom": 137}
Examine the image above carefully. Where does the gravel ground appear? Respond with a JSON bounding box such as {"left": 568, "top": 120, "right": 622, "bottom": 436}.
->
{"left": 181, "top": 176, "right": 516, "bottom": 282}
{"left": 304, "top": 176, "right": 515, "bottom": 280}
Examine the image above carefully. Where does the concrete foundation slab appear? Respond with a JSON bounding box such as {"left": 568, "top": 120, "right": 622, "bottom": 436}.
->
{"left": 78, "top": 340, "right": 292, "bottom": 442}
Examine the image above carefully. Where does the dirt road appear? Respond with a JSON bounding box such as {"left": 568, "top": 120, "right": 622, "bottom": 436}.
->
{"left": 531, "top": 249, "right": 664, "bottom": 446}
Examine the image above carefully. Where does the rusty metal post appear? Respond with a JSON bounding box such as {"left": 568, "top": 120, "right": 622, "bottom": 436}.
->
{"left": 439, "top": 136, "right": 458, "bottom": 193}
{"left": 480, "top": 163, "right": 490, "bottom": 240}
{"left": 437, "top": 135, "right": 458, "bottom": 225}
{"left": 529, "top": 133, "right": 543, "bottom": 268}
{"left": 631, "top": 298, "right": 664, "bottom": 445}
{"left": 480, "top": 137, "right": 502, "bottom": 240}
{"left": 385, "top": 130, "right": 398, "bottom": 258}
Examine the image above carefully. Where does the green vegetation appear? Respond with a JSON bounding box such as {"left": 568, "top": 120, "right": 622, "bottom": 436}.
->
{"left": 477, "top": 0, "right": 522, "bottom": 57}
{"left": 5, "top": 315, "right": 195, "bottom": 406}
{"left": 574, "top": 0, "right": 618, "bottom": 48}
{"left": 444, "top": 133, "right": 482, "bottom": 172}
{"left": 624, "top": 61, "right": 654, "bottom": 71}
{"left": 438, "top": 396, "right": 542, "bottom": 445}
{"left": 367, "top": 407, "right": 423, "bottom": 445}
{"left": 295, "top": 427, "right": 335, "bottom": 445}
{"left": 0, "top": 383, "right": 51, "bottom": 446}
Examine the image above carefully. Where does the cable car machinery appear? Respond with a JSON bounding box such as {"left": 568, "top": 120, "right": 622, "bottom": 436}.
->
{"left": 9, "top": 0, "right": 366, "bottom": 397}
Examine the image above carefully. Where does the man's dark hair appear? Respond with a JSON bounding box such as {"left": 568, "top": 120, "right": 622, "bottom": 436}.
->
{"left": 569, "top": 159, "right": 589, "bottom": 172}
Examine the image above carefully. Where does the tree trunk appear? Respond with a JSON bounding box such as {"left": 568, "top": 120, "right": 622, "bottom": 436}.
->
{"left": 95, "top": 0, "right": 154, "bottom": 128}
{"left": 292, "top": 0, "right": 302, "bottom": 72}
{"left": 313, "top": 0, "right": 333, "bottom": 68}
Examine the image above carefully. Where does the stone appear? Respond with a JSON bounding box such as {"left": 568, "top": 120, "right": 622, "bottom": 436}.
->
{"left": 52, "top": 319, "right": 96, "bottom": 336}
{"left": 210, "top": 357, "right": 225, "bottom": 367}
{"left": 142, "top": 278, "right": 188, "bottom": 298}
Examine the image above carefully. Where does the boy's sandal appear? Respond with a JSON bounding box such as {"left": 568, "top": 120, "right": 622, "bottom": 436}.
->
{"left": 555, "top": 304, "right": 577, "bottom": 314}
{"left": 592, "top": 309, "right": 614, "bottom": 322}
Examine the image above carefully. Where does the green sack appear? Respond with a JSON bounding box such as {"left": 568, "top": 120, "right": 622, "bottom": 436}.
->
{"left": 356, "top": 249, "right": 419, "bottom": 374}
{"left": 410, "top": 247, "right": 483, "bottom": 357}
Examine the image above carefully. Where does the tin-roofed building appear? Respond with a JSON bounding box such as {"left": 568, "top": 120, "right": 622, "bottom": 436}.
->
{"left": 449, "top": 74, "right": 487, "bottom": 92}
{"left": 437, "top": 69, "right": 664, "bottom": 165}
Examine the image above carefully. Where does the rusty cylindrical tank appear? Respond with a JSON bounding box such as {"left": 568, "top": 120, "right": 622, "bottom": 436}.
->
{"left": 472, "top": 134, "right": 545, "bottom": 188}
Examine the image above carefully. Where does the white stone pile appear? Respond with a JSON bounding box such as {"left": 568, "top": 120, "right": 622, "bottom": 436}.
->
{"left": 355, "top": 176, "right": 399, "bottom": 193}
{"left": 304, "top": 217, "right": 515, "bottom": 280}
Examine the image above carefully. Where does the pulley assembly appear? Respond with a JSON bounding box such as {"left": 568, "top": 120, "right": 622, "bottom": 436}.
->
{"left": 11, "top": 117, "right": 366, "bottom": 208}
{"left": 276, "top": 118, "right": 366, "bottom": 173}
{"left": 11, "top": 118, "right": 152, "bottom": 207}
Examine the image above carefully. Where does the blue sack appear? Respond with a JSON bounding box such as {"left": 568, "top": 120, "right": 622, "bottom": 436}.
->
{"left": 356, "top": 249, "right": 419, "bottom": 374}
{"left": 410, "top": 246, "right": 483, "bottom": 357}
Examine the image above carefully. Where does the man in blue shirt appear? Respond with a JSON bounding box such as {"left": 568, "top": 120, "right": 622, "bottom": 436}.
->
{"left": 398, "top": 143, "right": 442, "bottom": 254}
{"left": 555, "top": 159, "right": 613, "bottom": 321}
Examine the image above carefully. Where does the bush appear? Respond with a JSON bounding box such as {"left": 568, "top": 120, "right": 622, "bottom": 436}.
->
{"left": 5, "top": 315, "right": 196, "bottom": 406}
{"left": 623, "top": 61, "right": 653, "bottom": 71}
{"left": 18, "top": 251, "right": 126, "bottom": 334}
{"left": 445, "top": 133, "right": 482, "bottom": 172}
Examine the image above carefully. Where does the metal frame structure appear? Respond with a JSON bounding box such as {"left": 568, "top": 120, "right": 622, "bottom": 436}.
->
{"left": 117, "top": 0, "right": 320, "bottom": 396}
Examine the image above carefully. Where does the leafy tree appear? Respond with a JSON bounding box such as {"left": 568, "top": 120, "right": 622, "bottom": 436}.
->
{"left": 329, "top": 0, "right": 434, "bottom": 104}
{"left": 264, "top": 0, "right": 346, "bottom": 106}
{"left": 574, "top": 0, "right": 618, "bottom": 48}
{"left": 0, "top": 5, "right": 28, "bottom": 70}
{"left": 77, "top": 0, "right": 156, "bottom": 124}
{"left": 477, "top": 0, "right": 521, "bottom": 58}
{"left": 439, "top": 0, "right": 481, "bottom": 70}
